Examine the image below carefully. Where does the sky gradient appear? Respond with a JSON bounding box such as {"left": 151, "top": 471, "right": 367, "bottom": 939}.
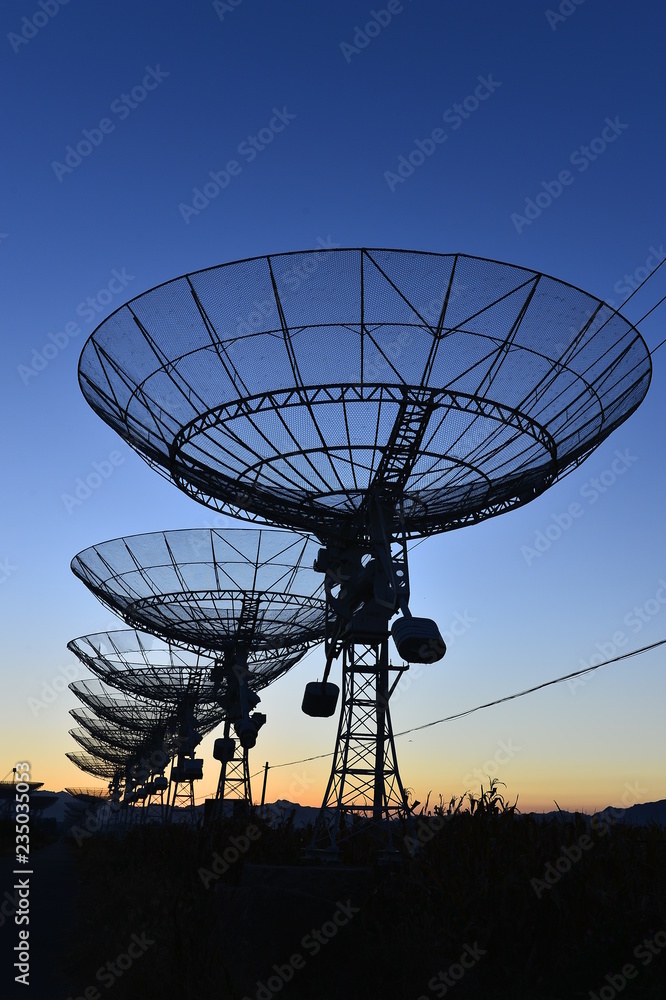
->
{"left": 1, "top": 0, "right": 665, "bottom": 814}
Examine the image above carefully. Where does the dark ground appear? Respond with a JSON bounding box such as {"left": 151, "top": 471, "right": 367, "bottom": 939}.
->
{"left": 2, "top": 794, "right": 666, "bottom": 1000}
{"left": 0, "top": 834, "right": 79, "bottom": 1000}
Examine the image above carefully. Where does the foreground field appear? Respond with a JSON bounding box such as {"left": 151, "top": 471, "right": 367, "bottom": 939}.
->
{"left": 62, "top": 788, "right": 666, "bottom": 1000}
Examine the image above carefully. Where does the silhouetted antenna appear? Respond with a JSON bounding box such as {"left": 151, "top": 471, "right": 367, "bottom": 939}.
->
{"left": 66, "top": 750, "right": 136, "bottom": 824}
{"left": 76, "top": 248, "right": 652, "bottom": 853}
{"left": 70, "top": 528, "right": 325, "bottom": 654}
{"left": 67, "top": 751, "right": 124, "bottom": 782}
{"left": 69, "top": 531, "right": 327, "bottom": 817}
{"left": 63, "top": 786, "right": 117, "bottom": 834}
{"left": 68, "top": 628, "right": 304, "bottom": 815}
{"left": 69, "top": 727, "right": 158, "bottom": 764}
{"left": 65, "top": 786, "right": 109, "bottom": 799}
{"left": 69, "top": 673, "right": 218, "bottom": 822}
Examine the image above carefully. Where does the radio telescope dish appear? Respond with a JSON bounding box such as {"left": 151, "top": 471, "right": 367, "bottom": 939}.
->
{"left": 78, "top": 248, "right": 651, "bottom": 541}
{"left": 67, "top": 685, "right": 178, "bottom": 773}
{"left": 75, "top": 247, "right": 652, "bottom": 851}
{"left": 70, "top": 710, "right": 168, "bottom": 751}
{"left": 69, "top": 678, "right": 172, "bottom": 728}
{"left": 69, "top": 728, "right": 161, "bottom": 765}
{"left": 70, "top": 528, "right": 326, "bottom": 654}
{"left": 69, "top": 675, "right": 221, "bottom": 820}
{"left": 64, "top": 786, "right": 118, "bottom": 834}
{"left": 68, "top": 628, "right": 304, "bottom": 812}
{"left": 67, "top": 752, "right": 124, "bottom": 782}
{"left": 69, "top": 530, "right": 327, "bottom": 816}
{"left": 67, "top": 629, "right": 303, "bottom": 700}
{"left": 65, "top": 787, "right": 109, "bottom": 800}
{"left": 66, "top": 747, "right": 155, "bottom": 818}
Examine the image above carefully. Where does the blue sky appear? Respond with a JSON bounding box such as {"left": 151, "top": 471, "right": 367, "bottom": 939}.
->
{"left": 1, "top": 0, "right": 665, "bottom": 810}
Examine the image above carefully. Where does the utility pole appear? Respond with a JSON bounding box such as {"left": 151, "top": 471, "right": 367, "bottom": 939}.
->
{"left": 260, "top": 761, "right": 269, "bottom": 807}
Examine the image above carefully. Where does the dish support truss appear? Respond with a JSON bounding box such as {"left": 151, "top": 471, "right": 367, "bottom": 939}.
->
{"left": 214, "top": 719, "right": 253, "bottom": 808}
{"left": 307, "top": 495, "right": 442, "bottom": 853}
{"left": 74, "top": 247, "right": 653, "bottom": 852}
{"left": 313, "top": 640, "right": 410, "bottom": 850}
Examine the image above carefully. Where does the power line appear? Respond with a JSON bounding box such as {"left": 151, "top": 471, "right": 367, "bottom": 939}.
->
{"left": 255, "top": 636, "right": 666, "bottom": 774}
{"left": 617, "top": 254, "right": 666, "bottom": 313}
{"left": 253, "top": 749, "right": 335, "bottom": 775}
{"left": 393, "top": 636, "right": 665, "bottom": 737}
{"left": 608, "top": 252, "right": 666, "bottom": 355}
{"left": 614, "top": 248, "right": 666, "bottom": 351}
{"left": 639, "top": 290, "right": 666, "bottom": 355}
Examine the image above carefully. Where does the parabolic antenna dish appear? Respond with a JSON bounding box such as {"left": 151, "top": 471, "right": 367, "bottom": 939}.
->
{"left": 68, "top": 629, "right": 304, "bottom": 701}
{"left": 70, "top": 710, "right": 167, "bottom": 751}
{"left": 66, "top": 752, "right": 124, "bottom": 781}
{"left": 69, "top": 728, "right": 162, "bottom": 765}
{"left": 65, "top": 787, "right": 110, "bottom": 801}
{"left": 78, "top": 248, "right": 652, "bottom": 541}
{"left": 71, "top": 701, "right": 223, "bottom": 741}
{"left": 69, "top": 678, "right": 171, "bottom": 728}
{"left": 69, "top": 678, "right": 224, "bottom": 732}
{"left": 70, "top": 528, "right": 326, "bottom": 653}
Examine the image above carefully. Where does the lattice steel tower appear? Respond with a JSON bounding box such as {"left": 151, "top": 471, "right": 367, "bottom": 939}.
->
{"left": 75, "top": 248, "right": 652, "bottom": 851}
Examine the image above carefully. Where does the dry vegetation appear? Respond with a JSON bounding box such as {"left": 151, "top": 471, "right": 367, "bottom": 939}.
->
{"left": 61, "top": 784, "right": 666, "bottom": 999}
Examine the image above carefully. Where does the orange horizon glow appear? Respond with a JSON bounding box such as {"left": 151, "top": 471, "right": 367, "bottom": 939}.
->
{"left": 27, "top": 768, "right": 659, "bottom": 820}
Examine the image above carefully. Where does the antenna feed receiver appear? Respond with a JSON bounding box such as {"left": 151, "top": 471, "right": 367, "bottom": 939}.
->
{"left": 234, "top": 713, "right": 267, "bottom": 749}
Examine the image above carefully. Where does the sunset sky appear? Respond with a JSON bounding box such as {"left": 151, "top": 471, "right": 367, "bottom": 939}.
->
{"left": 2, "top": 0, "right": 665, "bottom": 815}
